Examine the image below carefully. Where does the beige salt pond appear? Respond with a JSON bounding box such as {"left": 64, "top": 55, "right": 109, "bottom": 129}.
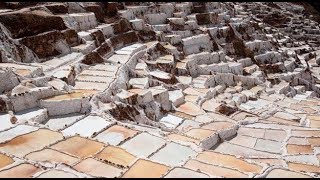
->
{"left": 74, "top": 89, "right": 98, "bottom": 96}
{"left": 43, "top": 92, "right": 85, "bottom": 101}
{"left": 43, "top": 90, "right": 98, "bottom": 101}
{"left": 14, "top": 69, "right": 32, "bottom": 77}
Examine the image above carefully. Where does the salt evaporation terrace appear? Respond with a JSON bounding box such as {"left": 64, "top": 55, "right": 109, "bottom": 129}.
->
{"left": 0, "top": 2, "right": 320, "bottom": 178}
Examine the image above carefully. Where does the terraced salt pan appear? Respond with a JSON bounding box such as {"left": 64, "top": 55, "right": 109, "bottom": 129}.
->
{"left": 62, "top": 115, "right": 112, "bottom": 137}
{"left": 196, "top": 151, "right": 263, "bottom": 174}
{"left": 0, "top": 125, "right": 38, "bottom": 143}
{"left": 122, "top": 159, "right": 170, "bottom": 178}
{"left": 0, "top": 154, "right": 14, "bottom": 169}
{"left": 95, "top": 146, "right": 137, "bottom": 167}
{"left": 80, "top": 70, "right": 116, "bottom": 77}
{"left": 45, "top": 113, "right": 85, "bottom": 131}
{"left": 14, "top": 69, "right": 32, "bottom": 77}
{"left": 73, "top": 158, "right": 123, "bottom": 178}
{"left": 150, "top": 142, "right": 197, "bottom": 166}
{"left": 107, "top": 54, "right": 131, "bottom": 64}
{"left": 15, "top": 108, "right": 48, "bottom": 123}
{"left": 25, "top": 148, "right": 79, "bottom": 166}
{"left": 76, "top": 75, "right": 114, "bottom": 83}
{"left": 43, "top": 92, "right": 85, "bottom": 101}
{"left": 167, "top": 133, "right": 201, "bottom": 146}
{"left": 0, "top": 114, "right": 15, "bottom": 131}
{"left": 50, "top": 136, "right": 104, "bottom": 159}
{"left": 283, "top": 154, "right": 320, "bottom": 166}
{"left": 0, "top": 129, "right": 63, "bottom": 157}
{"left": 176, "top": 120, "right": 201, "bottom": 132}
{"left": 74, "top": 81, "right": 110, "bottom": 91}
{"left": 254, "top": 139, "right": 282, "bottom": 154}
{"left": 94, "top": 125, "right": 138, "bottom": 145}
{"left": 159, "top": 114, "right": 184, "bottom": 129}
{"left": 176, "top": 102, "right": 205, "bottom": 117}
{"left": 129, "top": 77, "right": 149, "bottom": 89}
{"left": 0, "top": 63, "right": 41, "bottom": 77}
{"left": 119, "top": 43, "right": 145, "bottom": 54}
{"left": 185, "top": 128, "right": 216, "bottom": 141}
{"left": 36, "top": 170, "right": 78, "bottom": 178}
{"left": 214, "top": 142, "right": 278, "bottom": 158}
{"left": 40, "top": 92, "right": 91, "bottom": 116}
{"left": 120, "top": 133, "right": 166, "bottom": 158}
{"left": 184, "top": 159, "right": 248, "bottom": 178}
{"left": 89, "top": 64, "right": 120, "bottom": 72}
{"left": 164, "top": 167, "right": 209, "bottom": 178}
{"left": 245, "top": 123, "right": 308, "bottom": 130}
{"left": 168, "top": 90, "right": 185, "bottom": 107}
{"left": 150, "top": 70, "right": 172, "bottom": 80}
{"left": 0, "top": 164, "right": 41, "bottom": 178}
{"left": 73, "top": 89, "right": 99, "bottom": 96}
{"left": 266, "top": 169, "right": 311, "bottom": 178}
{"left": 240, "top": 99, "right": 272, "bottom": 111}
{"left": 39, "top": 52, "right": 84, "bottom": 72}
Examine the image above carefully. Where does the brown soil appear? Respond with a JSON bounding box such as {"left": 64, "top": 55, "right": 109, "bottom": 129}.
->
{"left": 111, "top": 18, "right": 132, "bottom": 35}
{"left": 110, "top": 104, "right": 140, "bottom": 121}
{"left": 259, "top": 64, "right": 284, "bottom": 74}
{"left": 216, "top": 104, "right": 237, "bottom": 116}
{"left": 96, "top": 42, "right": 112, "bottom": 57}
{"left": 192, "top": 5, "right": 206, "bottom": 13}
{"left": 137, "top": 30, "right": 157, "bottom": 42}
{"left": 110, "top": 31, "right": 139, "bottom": 49}
{"left": 262, "top": 12, "right": 290, "bottom": 28}
{"left": 84, "top": 4, "right": 105, "bottom": 23}
{"left": 2, "top": 2, "right": 40, "bottom": 10}
{"left": 265, "top": 2, "right": 281, "bottom": 10}
{"left": 0, "top": 97, "right": 7, "bottom": 112}
{"left": 90, "top": 30, "right": 105, "bottom": 47}
{"left": 44, "top": 3, "right": 68, "bottom": 15}
{"left": 81, "top": 51, "right": 104, "bottom": 65}
{"left": 20, "top": 30, "right": 64, "bottom": 59}
{"left": 61, "top": 29, "right": 80, "bottom": 47}
{"left": 196, "top": 13, "right": 211, "bottom": 25}
{"left": 101, "top": 2, "right": 119, "bottom": 17}
{"left": 0, "top": 10, "right": 67, "bottom": 39}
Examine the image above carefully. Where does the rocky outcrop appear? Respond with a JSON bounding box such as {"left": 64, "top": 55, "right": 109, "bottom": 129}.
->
{"left": 20, "top": 30, "right": 70, "bottom": 59}
{"left": 110, "top": 31, "right": 139, "bottom": 49}
{"left": 0, "top": 23, "right": 38, "bottom": 63}
{"left": 44, "top": 3, "right": 68, "bottom": 14}
{"left": 83, "top": 3, "right": 105, "bottom": 23}
{"left": 0, "top": 9, "right": 67, "bottom": 39}
{"left": 81, "top": 51, "right": 104, "bottom": 65}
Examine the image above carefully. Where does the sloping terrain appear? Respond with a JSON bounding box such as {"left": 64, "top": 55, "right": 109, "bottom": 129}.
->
{"left": 0, "top": 2, "right": 320, "bottom": 178}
